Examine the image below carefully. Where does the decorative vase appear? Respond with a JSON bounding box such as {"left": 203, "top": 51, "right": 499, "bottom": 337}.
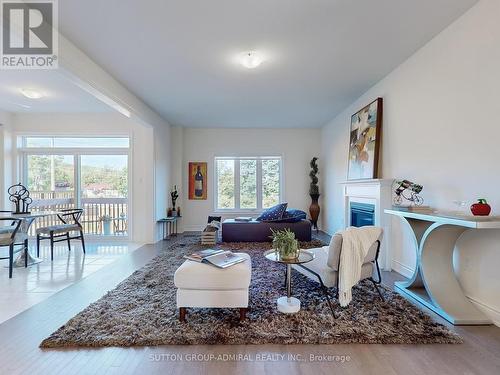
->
{"left": 279, "top": 252, "right": 299, "bottom": 261}
{"left": 470, "top": 199, "right": 491, "bottom": 216}
{"left": 309, "top": 193, "right": 320, "bottom": 231}
{"left": 277, "top": 242, "right": 300, "bottom": 261}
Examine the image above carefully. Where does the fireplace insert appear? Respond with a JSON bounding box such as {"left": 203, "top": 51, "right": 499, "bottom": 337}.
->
{"left": 350, "top": 202, "right": 375, "bottom": 227}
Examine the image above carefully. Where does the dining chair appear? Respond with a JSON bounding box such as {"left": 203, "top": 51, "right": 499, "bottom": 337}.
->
{"left": 36, "top": 208, "right": 86, "bottom": 261}
{"left": 0, "top": 217, "right": 28, "bottom": 278}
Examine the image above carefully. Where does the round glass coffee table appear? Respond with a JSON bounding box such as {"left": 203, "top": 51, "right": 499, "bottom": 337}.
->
{"left": 264, "top": 249, "right": 315, "bottom": 313}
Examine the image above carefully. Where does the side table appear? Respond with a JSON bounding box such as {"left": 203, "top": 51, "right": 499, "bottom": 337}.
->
{"left": 263, "top": 249, "right": 315, "bottom": 313}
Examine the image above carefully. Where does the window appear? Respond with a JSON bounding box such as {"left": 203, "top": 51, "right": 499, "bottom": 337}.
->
{"left": 215, "top": 157, "right": 282, "bottom": 211}
{"left": 18, "top": 136, "right": 130, "bottom": 237}
{"left": 22, "top": 136, "right": 129, "bottom": 148}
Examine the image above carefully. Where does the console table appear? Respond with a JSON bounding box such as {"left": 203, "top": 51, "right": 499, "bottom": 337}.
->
{"left": 157, "top": 216, "right": 181, "bottom": 240}
{"left": 385, "top": 209, "right": 500, "bottom": 325}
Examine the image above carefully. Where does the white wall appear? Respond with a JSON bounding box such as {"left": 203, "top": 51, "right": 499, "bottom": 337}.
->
{"left": 321, "top": 0, "right": 500, "bottom": 324}
{"left": 170, "top": 126, "right": 184, "bottom": 221}
{"left": 0, "top": 110, "right": 14, "bottom": 207}
{"left": 153, "top": 121, "right": 171, "bottom": 241}
{"left": 172, "top": 127, "right": 321, "bottom": 231}
{"left": 11, "top": 112, "right": 157, "bottom": 244}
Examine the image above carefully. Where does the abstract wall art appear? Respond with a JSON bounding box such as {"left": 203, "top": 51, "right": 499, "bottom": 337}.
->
{"left": 347, "top": 98, "right": 383, "bottom": 180}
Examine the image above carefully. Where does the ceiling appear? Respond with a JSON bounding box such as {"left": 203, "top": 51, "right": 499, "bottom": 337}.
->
{"left": 0, "top": 70, "right": 111, "bottom": 113}
{"left": 53, "top": 1, "right": 480, "bottom": 126}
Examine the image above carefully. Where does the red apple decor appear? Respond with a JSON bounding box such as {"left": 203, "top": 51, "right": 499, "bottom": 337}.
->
{"left": 470, "top": 199, "right": 491, "bottom": 216}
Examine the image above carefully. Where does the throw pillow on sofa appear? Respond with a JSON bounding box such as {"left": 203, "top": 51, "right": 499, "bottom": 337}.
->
{"left": 281, "top": 209, "right": 307, "bottom": 223}
{"left": 256, "top": 202, "right": 288, "bottom": 222}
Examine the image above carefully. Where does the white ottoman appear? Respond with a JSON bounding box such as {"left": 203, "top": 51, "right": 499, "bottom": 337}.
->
{"left": 174, "top": 253, "right": 252, "bottom": 322}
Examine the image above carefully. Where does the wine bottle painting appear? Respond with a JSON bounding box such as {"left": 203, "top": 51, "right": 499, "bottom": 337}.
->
{"left": 188, "top": 162, "right": 207, "bottom": 200}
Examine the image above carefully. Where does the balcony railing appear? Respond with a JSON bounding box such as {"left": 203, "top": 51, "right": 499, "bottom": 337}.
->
{"left": 29, "top": 191, "right": 128, "bottom": 237}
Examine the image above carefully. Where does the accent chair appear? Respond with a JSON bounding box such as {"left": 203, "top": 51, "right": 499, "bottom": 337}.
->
{"left": 291, "top": 228, "right": 384, "bottom": 316}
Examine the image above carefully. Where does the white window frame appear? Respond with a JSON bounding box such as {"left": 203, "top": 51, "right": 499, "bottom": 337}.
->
{"left": 214, "top": 156, "right": 283, "bottom": 213}
{"left": 16, "top": 135, "right": 132, "bottom": 240}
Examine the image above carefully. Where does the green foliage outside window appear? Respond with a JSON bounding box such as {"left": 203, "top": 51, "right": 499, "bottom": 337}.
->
{"left": 217, "top": 160, "right": 235, "bottom": 209}
{"left": 27, "top": 155, "right": 128, "bottom": 198}
{"left": 216, "top": 158, "right": 280, "bottom": 210}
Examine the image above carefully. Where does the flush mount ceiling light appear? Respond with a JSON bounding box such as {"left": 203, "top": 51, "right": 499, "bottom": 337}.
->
{"left": 20, "top": 88, "right": 44, "bottom": 99}
{"left": 239, "top": 51, "right": 264, "bottom": 69}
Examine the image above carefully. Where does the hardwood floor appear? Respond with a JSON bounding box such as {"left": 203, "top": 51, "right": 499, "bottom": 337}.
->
{"left": 0, "top": 233, "right": 499, "bottom": 375}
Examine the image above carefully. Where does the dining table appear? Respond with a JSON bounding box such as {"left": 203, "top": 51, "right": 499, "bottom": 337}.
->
{"left": 0, "top": 210, "right": 63, "bottom": 267}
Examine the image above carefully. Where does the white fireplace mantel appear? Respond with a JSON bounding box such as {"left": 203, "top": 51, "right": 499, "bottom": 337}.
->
{"left": 339, "top": 179, "right": 394, "bottom": 270}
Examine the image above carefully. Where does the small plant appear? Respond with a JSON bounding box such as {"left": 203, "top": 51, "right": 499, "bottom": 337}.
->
{"left": 309, "top": 157, "right": 319, "bottom": 196}
{"left": 271, "top": 228, "right": 300, "bottom": 260}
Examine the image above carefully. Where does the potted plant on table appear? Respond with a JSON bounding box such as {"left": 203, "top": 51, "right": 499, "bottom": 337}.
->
{"left": 271, "top": 228, "right": 300, "bottom": 261}
{"left": 101, "top": 214, "right": 112, "bottom": 235}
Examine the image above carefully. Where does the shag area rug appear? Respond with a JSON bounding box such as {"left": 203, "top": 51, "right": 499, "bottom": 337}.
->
{"left": 41, "top": 237, "right": 462, "bottom": 347}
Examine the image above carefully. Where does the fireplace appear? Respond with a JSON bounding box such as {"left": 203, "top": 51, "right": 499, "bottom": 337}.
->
{"left": 341, "top": 179, "right": 393, "bottom": 270}
{"left": 350, "top": 202, "right": 375, "bottom": 227}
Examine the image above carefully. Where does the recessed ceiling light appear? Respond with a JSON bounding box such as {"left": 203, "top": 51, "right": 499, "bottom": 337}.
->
{"left": 20, "top": 88, "right": 44, "bottom": 99}
{"left": 239, "top": 51, "right": 264, "bottom": 69}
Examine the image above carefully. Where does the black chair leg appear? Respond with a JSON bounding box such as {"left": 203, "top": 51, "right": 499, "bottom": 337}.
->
{"left": 24, "top": 239, "right": 28, "bottom": 268}
{"left": 36, "top": 234, "right": 40, "bottom": 257}
{"left": 50, "top": 232, "right": 54, "bottom": 261}
{"left": 67, "top": 232, "right": 71, "bottom": 251}
{"left": 296, "top": 264, "right": 337, "bottom": 319}
{"left": 321, "top": 285, "right": 337, "bottom": 318}
{"left": 9, "top": 244, "right": 14, "bottom": 278}
{"left": 370, "top": 278, "right": 385, "bottom": 302}
{"left": 80, "top": 230, "right": 86, "bottom": 254}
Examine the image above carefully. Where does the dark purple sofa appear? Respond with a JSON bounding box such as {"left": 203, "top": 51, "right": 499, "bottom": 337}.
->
{"left": 222, "top": 219, "right": 312, "bottom": 242}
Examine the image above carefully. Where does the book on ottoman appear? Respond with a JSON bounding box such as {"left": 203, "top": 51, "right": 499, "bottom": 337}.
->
{"left": 185, "top": 249, "right": 245, "bottom": 268}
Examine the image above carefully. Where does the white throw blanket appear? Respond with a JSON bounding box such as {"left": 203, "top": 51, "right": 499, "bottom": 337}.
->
{"left": 338, "top": 226, "right": 382, "bottom": 307}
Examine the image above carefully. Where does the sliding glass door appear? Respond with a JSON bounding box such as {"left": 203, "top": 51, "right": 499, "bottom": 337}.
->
{"left": 80, "top": 155, "right": 128, "bottom": 236}
{"left": 20, "top": 137, "right": 130, "bottom": 237}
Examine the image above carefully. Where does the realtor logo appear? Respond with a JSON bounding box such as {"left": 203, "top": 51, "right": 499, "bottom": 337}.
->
{"left": 1, "top": 0, "right": 58, "bottom": 69}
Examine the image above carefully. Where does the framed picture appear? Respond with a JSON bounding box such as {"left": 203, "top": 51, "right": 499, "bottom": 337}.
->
{"left": 347, "top": 98, "right": 383, "bottom": 180}
{"left": 188, "top": 162, "right": 207, "bottom": 200}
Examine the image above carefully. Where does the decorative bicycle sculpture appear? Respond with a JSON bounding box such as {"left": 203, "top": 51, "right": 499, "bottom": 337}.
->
{"left": 8, "top": 183, "right": 32, "bottom": 214}
{"left": 393, "top": 179, "right": 424, "bottom": 206}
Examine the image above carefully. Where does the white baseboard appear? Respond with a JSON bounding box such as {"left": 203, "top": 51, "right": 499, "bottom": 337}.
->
{"left": 467, "top": 295, "right": 500, "bottom": 327}
{"left": 182, "top": 225, "right": 204, "bottom": 232}
{"left": 391, "top": 260, "right": 414, "bottom": 278}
